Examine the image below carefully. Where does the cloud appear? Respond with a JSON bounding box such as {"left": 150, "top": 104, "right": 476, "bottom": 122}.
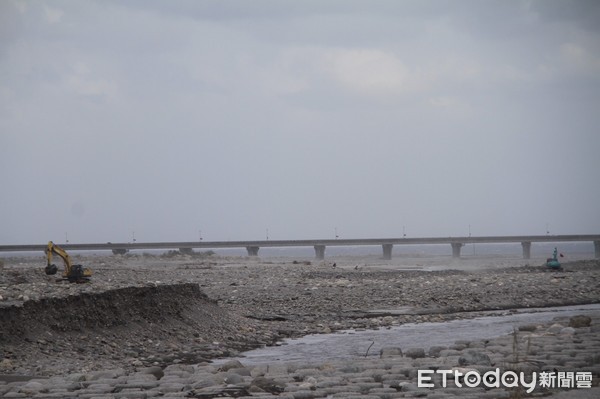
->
{"left": 2, "top": 1, "right": 600, "bottom": 243}
{"left": 44, "top": 5, "right": 64, "bottom": 24}
{"left": 66, "top": 62, "right": 118, "bottom": 99}
{"left": 273, "top": 46, "right": 431, "bottom": 99}
{"left": 322, "top": 48, "right": 419, "bottom": 95}
{"left": 560, "top": 42, "right": 600, "bottom": 73}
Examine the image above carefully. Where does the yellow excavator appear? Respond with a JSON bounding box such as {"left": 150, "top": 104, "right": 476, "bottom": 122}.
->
{"left": 44, "top": 241, "right": 92, "bottom": 283}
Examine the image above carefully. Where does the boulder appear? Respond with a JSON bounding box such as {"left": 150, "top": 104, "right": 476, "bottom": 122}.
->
{"left": 428, "top": 346, "right": 447, "bottom": 357}
{"left": 404, "top": 348, "right": 426, "bottom": 359}
{"left": 19, "top": 381, "right": 46, "bottom": 395}
{"left": 547, "top": 323, "right": 565, "bottom": 334}
{"left": 518, "top": 324, "right": 538, "bottom": 332}
{"left": 560, "top": 327, "right": 576, "bottom": 335}
{"left": 224, "top": 372, "right": 244, "bottom": 385}
{"left": 299, "top": 376, "right": 317, "bottom": 390}
{"left": 218, "top": 360, "right": 245, "bottom": 372}
{"left": 458, "top": 350, "right": 492, "bottom": 367}
{"left": 228, "top": 367, "right": 252, "bottom": 376}
{"left": 380, "top": 347, "right": 403, "bottom": 358}
{"left": 569, "top": 315, "right": 592, "bottom": 328}
{"left": 251, "top": 376, "right": 285, "bottom": 394}
{"left": 138, "top": 366, "right": 164, "bottom": 380}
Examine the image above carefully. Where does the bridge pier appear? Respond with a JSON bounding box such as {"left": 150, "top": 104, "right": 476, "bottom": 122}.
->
{"left": 382, "top": 244, "right": 393, "bottom": 260}
{"left": 595, "top": 241, "right": 600, "bottom": 258}
{"left": 314, "top": 245, "right": 326, "bottom": 260}
{"left": 451, "top": 243, "right": 463, "bottom": 258}
{"left": 521, "top": 241, "right": 531, "bottom": 259}
{"left": 246, "top": 246, "right": 259, "bottom": 256}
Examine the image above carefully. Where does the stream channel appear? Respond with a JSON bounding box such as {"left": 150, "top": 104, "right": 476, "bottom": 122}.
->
{"left": 219, "top": 304, "right": 600, "bottom": 365}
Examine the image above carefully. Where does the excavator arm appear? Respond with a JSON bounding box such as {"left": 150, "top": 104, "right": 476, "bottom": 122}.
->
{"left": 45, "top": 241, "right": 72, "bottom": 277}
{"left": 45, "top": 241, "right": 92, "bottom": 282}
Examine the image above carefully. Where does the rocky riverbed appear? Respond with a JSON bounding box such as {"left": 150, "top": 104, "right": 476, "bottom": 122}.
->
{"left": 0, "top": 252, "right": 599, "bottom": 397}
{"left": 1, "top": 311, "right": 599, "bottom": 398}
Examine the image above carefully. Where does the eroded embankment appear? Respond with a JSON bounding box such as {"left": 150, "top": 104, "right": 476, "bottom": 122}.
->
{"left": 1, "top": 284, "right": 210, "bottom": 339}
{"left": 0, "top": 284, "right": 270, "bottom": 376}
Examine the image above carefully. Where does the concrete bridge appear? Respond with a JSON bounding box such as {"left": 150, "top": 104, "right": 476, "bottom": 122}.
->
{"left": 1, "top": 235, "right": 599, "bottom": 260}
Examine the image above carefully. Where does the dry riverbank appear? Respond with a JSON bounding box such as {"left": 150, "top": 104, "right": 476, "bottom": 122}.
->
{"left": 0, "top": 253, "right": 599, "bottom": 395}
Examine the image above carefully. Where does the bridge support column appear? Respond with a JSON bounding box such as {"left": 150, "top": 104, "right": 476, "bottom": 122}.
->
{"left": 314, "top": 245, "right": 326, "bottom": 260}
{"left": 382, "top": 244, "right": 393, "bottom": 260}
{"left": 451, "top": 243, "right": 463, "bottom": 258}
{"left": 595, "top": 241, "right": 600, "bottom": 259}
{"left": 246, "top": 246, "right": 259, "bottom": 256}
{"left": 521, "top": 241, "right": 531, "bottom": 259}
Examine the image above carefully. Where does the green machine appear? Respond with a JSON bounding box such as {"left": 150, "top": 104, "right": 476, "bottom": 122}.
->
{"left": 546, "top": 247, "right": 561, "bottom": 269}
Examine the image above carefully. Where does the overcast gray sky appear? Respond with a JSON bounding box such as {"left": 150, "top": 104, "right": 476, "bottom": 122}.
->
{"left": 1, "top": 0, "right": 599, "bottom": 244}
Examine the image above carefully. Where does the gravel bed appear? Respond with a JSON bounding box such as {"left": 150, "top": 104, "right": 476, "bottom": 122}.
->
{"left": 0, "top": 253, "right": 599, "bottom": 391}
{"left": 1, "top": 314, "right": 599, "bottom": 398}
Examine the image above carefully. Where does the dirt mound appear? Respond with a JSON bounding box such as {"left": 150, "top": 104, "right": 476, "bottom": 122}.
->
{"left": 1, "top": 284, "right": 204, "bottom": 338}
{"left": 0, "top": 284, "right": 270, "bottom": 376}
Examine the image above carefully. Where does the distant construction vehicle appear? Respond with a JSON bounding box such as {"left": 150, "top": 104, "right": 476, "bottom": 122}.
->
{"left": 44, "top": 241, "right": 92, "bottom": 283}
{"left": 546, "top": 247, "right": 562, "bottom": 270}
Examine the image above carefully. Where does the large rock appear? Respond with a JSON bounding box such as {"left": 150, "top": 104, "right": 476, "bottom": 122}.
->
{"left": 404, "top": 348, "right": 426, "bottom": 359}
{"left": 228, "top": 367, "right": 252, "bottom": 376}
{"left": 224, "top": 372, "right": 244, "bottom": 385}
{"left": 251, "top": 376, "right": 285, "bottom": 394}
{"left": 569, "top": 315, "right": 592, "bottom": 328}
{"left": 191, "top": 376, "right": 220, "bottom": 390}
{"left": 429, "top": 346, "right": 447, "bottom": 357}
{"left": 137, "top": 366, "right": 164, "bottom": 380}
{"left": 458, "top": 350, "right": 492, "bottom": 367}
{"left": 380, "top": 347, "right": 403, "bottom": 358}
{"left": 218, "top": 360, "right": 245, "bottom": 372}
{"left": 547, "top": 323, "right": 565, "bottom": 334}
{"left": 560, "top": 327, "right": 576, "bottom": 335}
{"left": 19, "top": 381, "right": 46, "bottom": 395}
{"left": 518, "top": 324, "right": 538, "bottom": 332}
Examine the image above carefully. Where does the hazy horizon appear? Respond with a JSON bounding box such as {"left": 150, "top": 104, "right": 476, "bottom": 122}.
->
{"left": 2, "top": 0, "right": 599, "bottom": 245}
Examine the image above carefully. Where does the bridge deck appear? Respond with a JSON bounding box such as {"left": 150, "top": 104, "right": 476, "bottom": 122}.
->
{"left": 1, "top": 234, "right": 599, "bottom": 253}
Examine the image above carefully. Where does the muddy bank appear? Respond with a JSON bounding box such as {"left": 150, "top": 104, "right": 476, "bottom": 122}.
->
{"left": 0, "top": 283, "right": 275, "bottom": 376}
{"left": 1, "top": 284, "right": 210, "bottom": 338}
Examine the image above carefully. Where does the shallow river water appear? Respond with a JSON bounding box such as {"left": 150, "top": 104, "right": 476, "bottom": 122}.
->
{"left": 220, "top": 304, "right": 600, "bottom": 365}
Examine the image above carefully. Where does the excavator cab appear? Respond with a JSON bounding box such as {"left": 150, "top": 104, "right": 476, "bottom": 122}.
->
{"left": 45, "top": 241, "right": 92, "bottom": 283}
